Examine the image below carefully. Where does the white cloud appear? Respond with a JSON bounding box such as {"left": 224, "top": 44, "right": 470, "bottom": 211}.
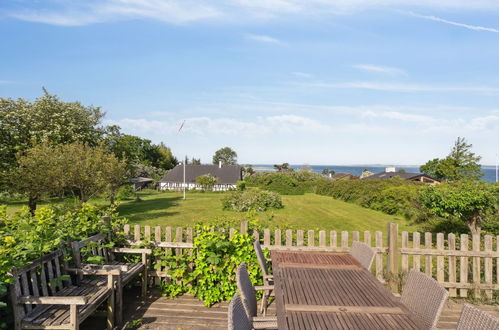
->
{"left": 9, "top": 1, "right": 499, "bottom": 26}
{"left": 409, "top": 12, "right": 499, "bottom": 33}
{"left": 10, "top": 0, "right": 220, "bottom": 26}
{"left": 246, "top": 34, "right": 282, "bottom": 44}
{"left": 291, "top": 72, "right": 313, "bottom": 78}
{"left": 353, "top": 64, "right": 406, "bottom": 76}
{"left": 300, "top": 81, "right": 499, "bottom": 94}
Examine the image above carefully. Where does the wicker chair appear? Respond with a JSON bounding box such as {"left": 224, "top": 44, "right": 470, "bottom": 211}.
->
{"left": 456, "top": 303, "right": 499, "bottom": 330}
{"left": 228, "top": 294, "right": 252, "bottom": 330}
{"left": 253, "top": 240, "right": 274, "bottom": 314}
{"left": 349, "top": 241, "right": 376, "bottom": 270}
{"left": 236, "top": 263, "right": 278, "bottom": 329}
{"left": 400, "top": 269, "right": 449, "bottom": 329}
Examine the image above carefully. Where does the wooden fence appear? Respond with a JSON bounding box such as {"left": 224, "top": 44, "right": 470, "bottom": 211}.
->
{"left": 122, "top": 222, "right": 498, "bottom": 299}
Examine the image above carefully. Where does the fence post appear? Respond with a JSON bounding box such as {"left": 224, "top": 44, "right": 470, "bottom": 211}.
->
{"left": 387, "top": 222, "right": 399, "bottom": 292}
{"left": 240, "top": 221, "right": 248, "bottom": 235}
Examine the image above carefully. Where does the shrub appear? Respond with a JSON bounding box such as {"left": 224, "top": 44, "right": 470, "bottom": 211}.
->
{"left": 236, "top": 180, "right": 246, "bottom": 191}
{"left": 156, "top": 226, "right": 263, "bottom": 306}
{"left": 116, "top": 185, "right": 136, "bottom": 200}
{"left": 0, "top": 203, "right": 128, "bottom": 311}
{"left": 315, "top": 178, "right": 423, "bottom": 217}
{"left": 222, "top": 189, "right": 284, "bottom": 212}
{"left": 195, "top": 174, "right": 219, "bottom": 191}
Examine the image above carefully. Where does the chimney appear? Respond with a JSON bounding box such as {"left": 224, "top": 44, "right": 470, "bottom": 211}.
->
{"left": 219, "top": 161, "right": 222, "bottom": 169}
{"left": 386, "top": 166, "right": 395, "bottom": 173}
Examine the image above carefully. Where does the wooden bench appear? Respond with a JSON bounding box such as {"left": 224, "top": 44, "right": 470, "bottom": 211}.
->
{"left": 71, "top": 233, "right": 151, "bottom": 325}
{"left": 9, "top": 249, "right": 117, "bottom": 330}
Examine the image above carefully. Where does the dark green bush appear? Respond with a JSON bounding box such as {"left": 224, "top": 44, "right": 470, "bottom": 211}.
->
{"left": 315, "top": 178, "right": 423, "bottom": 217}
{"left": 116, "top": 185, "right": 135, "bottom": 200}
{"left": 245, "top": 171, "right": 324, "bottom": 195}
{"left": 222, "top": 189, "right": 283, "bottom": 212}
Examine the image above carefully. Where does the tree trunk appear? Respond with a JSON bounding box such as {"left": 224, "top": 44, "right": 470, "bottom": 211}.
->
{"left": 28, "top": 195, "right": 38, "bottom": 215}
{"left": 467, "top": 211, "right": 481, "bottom": 236}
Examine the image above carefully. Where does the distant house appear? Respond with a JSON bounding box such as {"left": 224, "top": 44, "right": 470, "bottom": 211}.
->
{"left": 327, "top": 172, "right": 359, "bottom": 180}
{"left": 159, "top": 164, "right": 243, "bottom": 191}
{"left": 130, "top": 177, "right": 154, "bottom": 191}
{"left": 362, "top": 167, "right": 440, "bottom": 185}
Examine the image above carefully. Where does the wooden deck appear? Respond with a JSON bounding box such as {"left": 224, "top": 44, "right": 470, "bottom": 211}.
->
{"left": 80, "top": 287, "right": 498, "bottom": 329}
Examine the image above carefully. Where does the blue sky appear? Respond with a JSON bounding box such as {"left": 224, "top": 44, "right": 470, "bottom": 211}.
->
{"left": 1, "top": 1, "right": 499, "bottom": 165}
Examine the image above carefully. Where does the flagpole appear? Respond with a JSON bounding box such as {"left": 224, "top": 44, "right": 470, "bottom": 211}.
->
{"left": 183, "top": 155, "right": 186, "bottom": 200}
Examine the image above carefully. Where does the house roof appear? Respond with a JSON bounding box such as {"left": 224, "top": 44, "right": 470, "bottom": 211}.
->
{"left": 362, "top": 172, "right": 440, "bottom": 182}
{"left": 130, "top": 177, "right": 154, "bottom": 183}
{"left": 159, "top": 165, "right": 242, "bottom": 184}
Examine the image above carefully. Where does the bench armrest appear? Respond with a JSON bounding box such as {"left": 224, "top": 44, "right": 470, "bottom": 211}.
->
{"left": 254, "top": 285, "right": 274, "bottom": 291}
{"left": 66, "top": 267, "right": 121, "bottom": 276}
{"left": 18, "top": 295, "right": 89, "bottom": 305}
{"left": 82, "top": 264, "right": 129, "bottom": 272}
{"left": 110, "top": 247, "right": 152, "bottom": 254}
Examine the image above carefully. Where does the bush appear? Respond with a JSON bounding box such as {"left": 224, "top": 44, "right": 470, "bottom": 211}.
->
{"left": 315, "top": 178, "right": 423, "bottom": 217}
{"left": 0, "top": 203, "right": 128, "bottom": 311}
{"left": 236, "top": 180, "right": 246, "bottom": 191}
{"left": 116, "top": 185, "right": 135, "bottom": 200}
{"left": 222, "top": 189, "right": 284, "bottom": 212}
{"left": 156, "top": 226, "right": 263, "bottom": 306}
{"left": 245, "top": 171, "right": 324, "bottom": 195}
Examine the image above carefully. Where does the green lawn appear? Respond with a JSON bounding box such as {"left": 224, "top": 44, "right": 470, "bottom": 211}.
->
{"left": 4, "top": 190, "right": 419, "bottom": 232}
{"left": 116, "top": 190, "right": 418, "bottom": 232}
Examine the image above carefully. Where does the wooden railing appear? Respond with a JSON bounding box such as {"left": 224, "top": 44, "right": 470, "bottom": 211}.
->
{"left": 122, "top": 222, "right": 498, "bottom": 298}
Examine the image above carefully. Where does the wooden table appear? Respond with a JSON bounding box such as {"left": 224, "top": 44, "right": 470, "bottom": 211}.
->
{"left": 272, "top": 251, "right": 425, "bottom": 330}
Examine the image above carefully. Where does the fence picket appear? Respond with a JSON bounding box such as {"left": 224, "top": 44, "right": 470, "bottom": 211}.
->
{"left": 330, "top": 231, "right": 337, "bottom": 249}
{"left": 436, "top": 233, "right": 444, "bottom": 284}
{"left": 401, "top": 232, "right": 408, "bottom": 273}
{"left": 352, "top": 231, "right": 359, "bottom": 242}
{"left": 319, "top": 231, "right": 326, "bottom": 248}
{"left": 308, "top": 230, "right": 314, "bottom": 247}
{"left": 341, "top": 231, "right": 348, "bottom": 249}
{"left": 285, "top": 230, "right": 292, "bottom": 247}
{"left": 134, "top": 225, "right": 141, "bottom": 242}
{"left": 425, "top": 232, "right": 432, "bottom": 276}
{"left": 144, "top": 226, "right": 151, "bottom": 241}
{"left": 297, "top": 230, "right": 304, "bottom": 247}
{"left": 413, "top": 232, "right": 420, "bottom": 271}
{"left": 460, "top": 234, "right": 469, "bottom": 297}
{"left": 274, "top": 230, "right": 281, "bottom": 246}
{"left": 484, "top": 235, "right": 492, "bottom": 299}
{"left": 472, "top": 234, "right": 481, "bottom": 298}
{"left": 448, "top": 234, "right": 456, "bottom": 297}
{"left": 364, "top": 231, "right": 371, "bottom": 246}
{"left": 264, "top": 229, "right": 271, "bottom": 246}
{"left": 375, "top": 231, "right": 383, "bottom": 281}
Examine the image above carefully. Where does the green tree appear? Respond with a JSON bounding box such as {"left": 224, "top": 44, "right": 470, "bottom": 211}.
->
{"left": 212, "top": 147, "right": 237, "bottom": 165}
{"left": 11, "top": 142, "right": 127, "bottom": 212}
{"left": 274, "top": 163, "right": 292, "bottom": 172}
{"left": 62, "top": 142, "right": 127, "bottom": 202}
{"left": 195, "top": 174, "right": 219, "bottom": 191}
{"left": 191, "top": 158, "right": 201, "bottom": 165}
{"left": 420, "top": 137, "right": 482, "bottom": 181}
{"left": 420, "top": 158, "right": 441, "bottom": 178}
{"left": 419, "top": 181, "right": 497, "bottom": 235}
{"left": 11, "top": 144, "right": 66, "bottom": 214}
{"left": 0, "top": 90, "right": 105, "bottom": 186}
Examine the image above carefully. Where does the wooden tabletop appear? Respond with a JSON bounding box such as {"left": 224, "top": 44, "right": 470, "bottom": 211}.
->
{"left": 271, "top": 251, "right": 425, "bottom": 330}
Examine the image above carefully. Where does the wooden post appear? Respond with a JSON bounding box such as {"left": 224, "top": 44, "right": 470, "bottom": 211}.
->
{"left": 70, "top": 304, "right": 79, "bottom": 330}
{"left": 240, "top": 221, "right": 248, "bottom": 235}
{"left": 484, "top": 235, "right": 492, "bottom": 299}
{"left": 387, "top": 222, "right": 398, "bottom": 292}
{"left": 448, "top": 234, "right": 456, "bottom": 297}
{"left": 460, "top": 234, "right": 469, "bottom": 297}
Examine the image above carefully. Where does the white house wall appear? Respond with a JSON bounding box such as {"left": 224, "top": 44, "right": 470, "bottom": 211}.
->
{"left": 159, "top": 182, "right": 236, "bottom": 191}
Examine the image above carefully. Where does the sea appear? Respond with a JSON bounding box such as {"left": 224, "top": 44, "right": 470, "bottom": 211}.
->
{"left": 250, "top": 165, "right": 498, "bottom": 183}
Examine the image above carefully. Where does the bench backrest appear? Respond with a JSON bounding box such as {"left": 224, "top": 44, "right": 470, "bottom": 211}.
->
{"left": 9, "top": 250, "right": 71, "bottom": 319}
{"left": 71, "top": 233, "right": 113, "bottom": 269}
